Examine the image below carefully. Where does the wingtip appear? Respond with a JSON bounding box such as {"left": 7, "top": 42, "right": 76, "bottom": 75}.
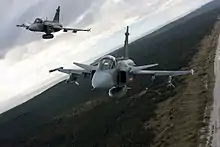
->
{"left": 73, "top": 62, "right": 79, "bottom": 66}
{"left": 49, "top": 67, "right": 63, "bottom": 73}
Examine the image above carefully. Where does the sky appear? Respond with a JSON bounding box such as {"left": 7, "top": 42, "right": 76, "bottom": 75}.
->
{"left": 0, "top": 0, "right": 213, "bottom": 113}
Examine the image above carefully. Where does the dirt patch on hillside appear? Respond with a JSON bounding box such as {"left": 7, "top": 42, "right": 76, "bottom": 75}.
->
{"left": 149, "top": 21, "right": 220, "bottom": 147}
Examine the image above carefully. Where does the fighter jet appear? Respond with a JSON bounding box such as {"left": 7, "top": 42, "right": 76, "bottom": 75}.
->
{"left": 16, "top": 6, "right": 91, "bottom": 39}
{"left": 49, "top": 26, "right": 194, "bottom": 98}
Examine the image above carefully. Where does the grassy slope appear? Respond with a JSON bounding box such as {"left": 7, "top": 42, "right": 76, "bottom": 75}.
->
{"left": 150, "top": 21, "right": 220, "bottom": 147}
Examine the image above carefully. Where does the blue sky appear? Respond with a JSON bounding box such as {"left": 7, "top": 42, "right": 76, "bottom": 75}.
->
{"left": 0, "top": 0, "right": 212, "bottom": 113}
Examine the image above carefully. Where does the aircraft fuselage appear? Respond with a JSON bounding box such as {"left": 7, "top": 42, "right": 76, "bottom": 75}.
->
{"left": 28, "top": 21, "right": 63, "bottom": 33}
{"left": 91, "top": 56, "right": 136, "bottom": 89}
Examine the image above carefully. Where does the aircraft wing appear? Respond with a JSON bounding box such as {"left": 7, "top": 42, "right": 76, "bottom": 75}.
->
{"left": 73, "top": 62, "right": 97, "bottom": 71}
{"left": 49, "top": 67, "right": 88, "bottom": 75}
{"left": 63, "top": 27, "right": 91, "bottom": 33}
{"left": 133, "top": 69, "right": 194, "bottom": 76}
{"left": 130, "top": 63, "right": 159, "bottom": 72}
{"left": 49, "top": 61, "right": 97, "bottom": 74}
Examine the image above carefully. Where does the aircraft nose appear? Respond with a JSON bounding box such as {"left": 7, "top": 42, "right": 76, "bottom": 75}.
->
{"left": 92, "top": 72, "right": 114, "bottom": 89}
{"left": 28, "top": 25, "right": 34, "bottom": 31}
{"left": 28, "top": 24, "right": 38, "bottom": 31}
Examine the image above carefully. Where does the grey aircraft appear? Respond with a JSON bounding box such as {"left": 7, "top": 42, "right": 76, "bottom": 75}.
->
{"left": 49, "top": 26, "right": 194, "bottom": 98}
{"left": 16, "top": 6, "right": 91, "bottom": 39}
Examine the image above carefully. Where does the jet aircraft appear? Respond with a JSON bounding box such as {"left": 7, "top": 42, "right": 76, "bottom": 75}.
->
{"left": 16, "top": 6, "right": 91, "bottom": 39}
{"left": 49, "top": 26, "right": 194, "bottom": 98}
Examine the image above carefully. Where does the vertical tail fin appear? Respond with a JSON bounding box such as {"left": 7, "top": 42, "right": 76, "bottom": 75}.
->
{"left": 123, "top": 26, "right": 129, "bottom": 59}
{"left": 53, "top": 6, "right": 60, "bottom": 22}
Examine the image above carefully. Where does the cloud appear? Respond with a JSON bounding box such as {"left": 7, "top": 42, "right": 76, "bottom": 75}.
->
{"left": 0, "top": 0, "right": 213, "bottom": 113}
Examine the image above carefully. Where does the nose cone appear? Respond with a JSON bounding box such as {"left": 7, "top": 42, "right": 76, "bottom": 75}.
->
{"left": 92, "top": 71, "right": 114, "bottom": 89}
{"left": 28, "top": 24, "right": 37, "bottom": 31}
{"left": 28, "top": 26, "right": 33, "bottom": 31}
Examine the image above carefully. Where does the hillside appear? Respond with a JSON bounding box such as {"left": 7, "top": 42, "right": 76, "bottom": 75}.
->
{"left": 0, "top": 1, "right": 220, "bottom": 147}
{"left": 11, "top": 21, "right": 219, "bottom": 147}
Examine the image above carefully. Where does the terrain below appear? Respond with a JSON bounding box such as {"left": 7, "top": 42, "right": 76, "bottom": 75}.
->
{"left": 0, "top": 1, "right": 220, "bottom": 147}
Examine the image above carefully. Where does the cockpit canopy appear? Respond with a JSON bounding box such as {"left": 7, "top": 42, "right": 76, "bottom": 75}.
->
{"left": 98, "top": 55, "right": 117, "bottom": 70}
{"left": 34, "top": 18, "right": 43, "bottom": 23}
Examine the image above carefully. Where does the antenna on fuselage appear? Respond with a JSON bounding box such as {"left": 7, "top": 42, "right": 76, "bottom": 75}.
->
{"left": 123, "top": 26, "right": 129, "bottom": 59}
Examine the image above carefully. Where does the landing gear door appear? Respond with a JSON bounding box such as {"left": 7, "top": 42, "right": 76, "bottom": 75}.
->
{"left": 90, "top": 70, "right": 96, "bottom": 80}
{"left": 117, "top": 71, "right": 127, "bottom": 86}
